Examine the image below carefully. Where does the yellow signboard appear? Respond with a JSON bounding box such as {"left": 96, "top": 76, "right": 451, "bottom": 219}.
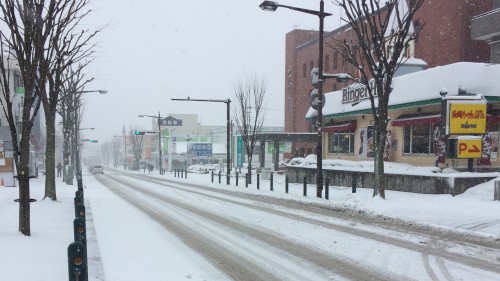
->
{"left": 448, "top": 103, "right": 487, "bottom": 135}
{"left": 456, "top": 138, "right": 483, "bottom": 159}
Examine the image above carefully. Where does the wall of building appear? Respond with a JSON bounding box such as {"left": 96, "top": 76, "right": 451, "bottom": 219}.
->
{"left": 285, "top": 1, "right": 494, "bottom": 160}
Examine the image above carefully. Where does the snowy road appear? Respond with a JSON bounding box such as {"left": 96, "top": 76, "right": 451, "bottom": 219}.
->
{"left": 92, "top": 171, "right": 500, "bottom": 281}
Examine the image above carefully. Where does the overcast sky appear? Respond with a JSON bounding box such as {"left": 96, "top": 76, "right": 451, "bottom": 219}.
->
{"left": 80, "top": 0, "right": 343, "bottom": 143}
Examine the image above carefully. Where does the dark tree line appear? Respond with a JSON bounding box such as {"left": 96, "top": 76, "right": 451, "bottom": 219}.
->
{"left": 0, "top": 0, "right": 102, "bottom": 236}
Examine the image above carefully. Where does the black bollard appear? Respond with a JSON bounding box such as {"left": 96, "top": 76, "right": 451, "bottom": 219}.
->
{"left": 270, "top": 173, "right": 273, "bottom": 191}
{"left": 245, "top": 174, "right": 248, "bottom": 188}
{"left": 325, "top": 177, "right": 330, "bottom": 200}
{"left": 73, "top": 217, "right": 87, "bottom": 246}
{"left": 68, "top": 241, "right": 87, "bottom": 281}
{"left": 257, "top": 174, "right": 260, "bottom": 190}
{"left": 219, "top": 171, "right": 221, "bottom": 184}
{"left": 185, "top": 169, "right": 187, "bottom": 179}
{"left": 75, "top": 204, "right": 85, "bottom": 219}
{"left": 352, "top": 173, "right": 357, "bottom": 193}
{"left": 236, "top": 172, "right": 239, "bottom": 186}
{"left": 74, "top": 196, "right": 83, "bottom": 209}
{"left": 211, "top": 171, "right": 214, "bottom": 183}
{"left": 285, "top": 175, "right": 289, "bottom": 194}
{"left": 303, "top": 176, "right": 307, "bottom": 197}
{"left": 77, "top": 178, "right": 83, "bottom": 190}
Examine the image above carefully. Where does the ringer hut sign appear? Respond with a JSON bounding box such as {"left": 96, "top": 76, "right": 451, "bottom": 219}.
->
{"left": 446, "top": 100, "right": 487, "bottom": 135}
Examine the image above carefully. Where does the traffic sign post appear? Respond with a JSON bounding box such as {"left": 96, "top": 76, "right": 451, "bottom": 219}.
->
{"left": 447, "top": 137, "right": 483, "bottom": 159}
{"left": 441, "top": 94, "right": 487, "bottom": 172}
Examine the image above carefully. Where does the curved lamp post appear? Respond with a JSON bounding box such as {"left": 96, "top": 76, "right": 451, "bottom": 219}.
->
{"left": 260, "top": 0, "right": 331, "bottom": 198}
{"left": 171, "top": 97, "right": 231, "bottom": 185}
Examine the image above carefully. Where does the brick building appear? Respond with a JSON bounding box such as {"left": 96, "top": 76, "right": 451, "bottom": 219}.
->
{"left": 285, "top": 0, "right": 493, "bottom": 158}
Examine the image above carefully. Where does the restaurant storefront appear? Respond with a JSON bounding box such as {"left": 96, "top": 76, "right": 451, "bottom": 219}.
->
{"left": 307, "top": 62, "right": 500, "bottom": 171}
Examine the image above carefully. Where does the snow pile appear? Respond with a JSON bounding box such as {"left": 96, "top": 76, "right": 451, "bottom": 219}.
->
{"left": 287, "top": 155, "right": 442, "bottom": 175}
{"left": 187, "top": 164, "right": 217, "bottom": 174}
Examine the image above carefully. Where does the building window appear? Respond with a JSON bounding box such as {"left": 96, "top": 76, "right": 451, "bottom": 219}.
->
{"left": 333, "top": 52, "right": 338, "bottom": 69}
{"left": 328, "top": 131, "right": 355, "bottom": 154}
{"left": 14, "top": 72, "right": 23, "bottom": 88}
{"left": 403, "top": 124, "right": 436, "bottom": 154}
{"left": 302, "top": 63, "right": 307, "bottom": 78}
{"left": 310, "top": 61, "right": 314, "bottom": 73}
{"left": 325, "top": 55, "right": 330, "bottom": 72}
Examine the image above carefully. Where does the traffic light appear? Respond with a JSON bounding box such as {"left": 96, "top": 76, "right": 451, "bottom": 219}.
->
{"left": 88, "top": 140, "right": 98, "bottom": 143}
{"left": 310, "top": 89, "right": 325, "bottom": 110}
{"left": 135, "top": 131, "right": 145, "bottom": 135}
{"left": 311, "top": 67, "right": 319, "bottom": 88}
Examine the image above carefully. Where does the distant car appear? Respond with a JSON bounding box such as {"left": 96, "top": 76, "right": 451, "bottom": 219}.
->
{"left": 91, "top": 165, "right": 104, "bottom": 174}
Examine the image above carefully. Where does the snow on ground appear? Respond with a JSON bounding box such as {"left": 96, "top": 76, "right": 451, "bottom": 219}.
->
{"left": 1, "top": 160, "right": 500, "bottom": 280}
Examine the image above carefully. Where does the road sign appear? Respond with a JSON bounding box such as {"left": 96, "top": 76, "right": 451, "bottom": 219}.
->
{"left": 237, "top": 136, "right": 243, "bottom": 168}
{"left": 187, "top": 143, "right": 212, "bottom": 157}
{"left": 447, "top": 137, "right": 483, "bottom": 159}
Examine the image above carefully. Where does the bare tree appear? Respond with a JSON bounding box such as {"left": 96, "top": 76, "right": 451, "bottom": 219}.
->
{"left": 232, "top": 74, "right": 267, "bottom": 182}
{"left": 129, "top": 129, "right": 144, "bottom": 171}
{"left": 39, "top": 0, "right": 100, "bottom": 200}
{"left": 57, "top": 67, "right": 91, "bottom": 183}
{"left": 0, "top": 1, "right": 47, "bottom": 236}
{"left": 331, "top": 0, "right": 425, "bottom": 198}
{"left": 112, "top": 137, "right": 122, "bottom": 168}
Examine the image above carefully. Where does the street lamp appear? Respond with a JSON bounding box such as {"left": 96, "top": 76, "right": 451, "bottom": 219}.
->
{"left": 79, "top": 90, "right": 108, "bottom": 95}
{"left": 138, "top": 112, "right": 164, "bottom": 175}
{"left": 171, "top": 97, "right": 231, "bottom": 185}
{"left": 260, "top": 0, "right": 331, "bottom": 198}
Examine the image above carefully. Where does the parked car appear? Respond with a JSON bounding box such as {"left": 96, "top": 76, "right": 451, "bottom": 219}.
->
{"left": 91, "top": 165, "right": 104, "bottom": 174}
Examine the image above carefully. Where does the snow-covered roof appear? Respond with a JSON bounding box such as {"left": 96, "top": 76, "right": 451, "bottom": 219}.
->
{"left": 306, "top": 62, "right": 500, "bottom": 119}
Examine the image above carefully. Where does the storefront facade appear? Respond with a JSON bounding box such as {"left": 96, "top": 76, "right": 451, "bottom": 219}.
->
{"left": 307, "top": 62, "right": 500, "bottom": 171}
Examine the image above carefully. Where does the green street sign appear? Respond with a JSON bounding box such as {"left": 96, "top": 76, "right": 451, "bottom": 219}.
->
{"left": 15, "top": 87, "right": 25, "bottom": 95}
{"left": 237, "top": 136, "right": 243, "bottom": 168}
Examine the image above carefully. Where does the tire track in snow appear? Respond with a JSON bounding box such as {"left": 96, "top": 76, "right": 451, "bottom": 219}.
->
{"left": 98, "top": 173, "right": 403, "bottom": 281}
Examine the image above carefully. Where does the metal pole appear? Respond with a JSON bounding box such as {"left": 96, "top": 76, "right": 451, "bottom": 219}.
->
{"left": 158, "top": 111, "right": 163, "bottom": 175}
{"left": 316, "top": 0, "right": 325, "bottom": 198}
{"left": 226, "top": 99, "right": 231, "bottom": 184}
{"left": 169, "top": 129, "right": 173, "bottom": 172}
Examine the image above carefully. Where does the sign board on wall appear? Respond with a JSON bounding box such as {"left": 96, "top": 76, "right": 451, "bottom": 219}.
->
{"left": 187, "top": 143, "right": 212, "bottom": 157}
{"left": 446, "top": 137, "right": 483, "bottom": 159}
{"left": 446, "top": 99, "right": 487, "bottom": 135}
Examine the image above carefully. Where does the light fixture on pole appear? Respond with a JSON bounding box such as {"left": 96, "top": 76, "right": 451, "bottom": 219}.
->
{"left": 171, "top": 97, "right": 231, "bottom": 185}
{"left": 138, "top": 112, "right": 164, "bottom": 175}
{"left": 260, "top": 0, "right": 331, "bottom": 198}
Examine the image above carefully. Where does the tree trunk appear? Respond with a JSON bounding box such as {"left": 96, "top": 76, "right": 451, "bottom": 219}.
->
{"left": 247, "top": 154, "right": 252, "bottom": 184}
{"left": 62, "top": 131, "right": 70, "bottom": 183}
{"left": 18, "top": 136, "right": 32, "bottom": 236}
{"left": 372, "top": 123, "right": 387, "bottom": 199}
{"left": 44, "top": 114, "right": 57, "bottom": 200}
